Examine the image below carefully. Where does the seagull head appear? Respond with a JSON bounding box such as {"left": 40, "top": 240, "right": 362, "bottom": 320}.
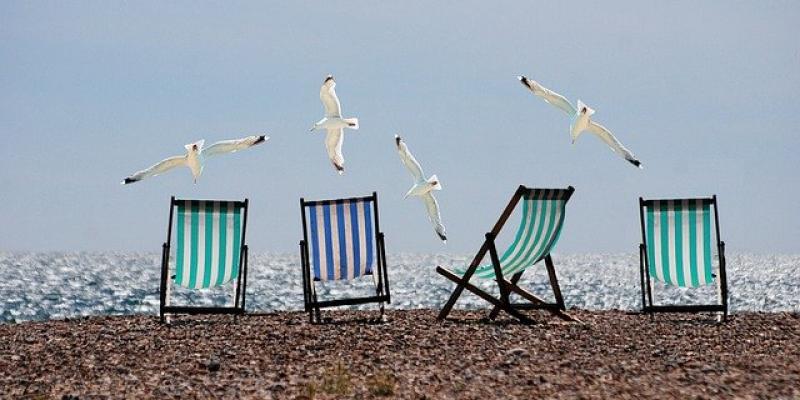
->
{"left": 184, "top": 139, "right": 205, "bottom": 154}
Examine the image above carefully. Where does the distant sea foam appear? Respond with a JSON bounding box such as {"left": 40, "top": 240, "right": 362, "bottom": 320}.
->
{"left": 0, "top": 252, "right": 797, "bottom": 323}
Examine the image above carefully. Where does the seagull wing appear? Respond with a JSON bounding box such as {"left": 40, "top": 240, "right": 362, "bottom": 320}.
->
{"left": 320, "top": 82, "right": 342, "bottom": 118}
{"left": 395, "top": 135, "right": 425, "bottom": 182}
{"left": 518, "top": 76, "right": 576, "bottom": 116}
{"left": 325, "top": 128, "right": 345, "bottom": 173}
{"left": 122, "top": 155, "right": 187, "bottom": 184}
{"left": 421, "top": 192, "right": 447, "bottom": 242}
{"left": 586, "top": 121, "right": 643, "bottom": 168}
{"left": 202, "top": 135, "right": 268, "bottom": 158}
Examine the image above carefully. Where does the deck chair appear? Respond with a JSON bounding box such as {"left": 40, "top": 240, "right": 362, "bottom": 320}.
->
{"left": 437, "top": 185, "right": 576, "bottom": 323}
{"left": 159, "top": 197, "right": 250, "bottom": 323}
{"left": 299, "top": 192, "right": 390, "bottom": 323}
{"left": 638, "top": 196, "right": 728, "bottom": 320}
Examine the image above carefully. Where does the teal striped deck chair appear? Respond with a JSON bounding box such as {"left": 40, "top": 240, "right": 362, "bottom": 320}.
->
{"left": 437, "top": 185, "right": 576, "bottom": 323}
{"left": 299, "top": 192, "right": 390, "bottom": 323}
{"left": 638, "top": 196, "right": 728, "bottom": 320}
{"left": 159, "top": 197, "right": 250, "bottom": 323}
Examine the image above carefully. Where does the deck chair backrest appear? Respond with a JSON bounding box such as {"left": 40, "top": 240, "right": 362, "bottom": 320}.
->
{"left": 302, "top": 195, "right": 377, "bottom": 281}
{"left": 641, "top": 198, "right": 717, "bottom": 287}
{"left": 473, "top": 188, "right": 573, "bottom": 279}
{"left": 172, "top": 199, "right": 246, "bottom": 289}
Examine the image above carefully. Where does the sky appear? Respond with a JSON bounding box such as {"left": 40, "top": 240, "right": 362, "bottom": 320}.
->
{"left": 1, "top": 1, "right": 798, "bottom": 254}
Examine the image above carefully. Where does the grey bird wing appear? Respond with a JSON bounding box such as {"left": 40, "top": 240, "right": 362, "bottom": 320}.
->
{"left": 320, "top": 81, "right": 342, "bottom": 118}
{"left": 421, "top": 192, "right": 447, "bottom": 242}
{"left": 586, "top": 120, "right": 643, "bottom": 168}
{"left": 202, "top": 135, "right": 268, "bottom": 158}
{"left": 325, "top": 128, "right": 345, "bottom": 173}
{"left": 122, "top": 155, "right": 186, "bottom": 184}
{"left": 518, "top": 75, "right": 577, "bottom": 116}
{"left": 395, "top": 135, "right": 425, "bottom": 182}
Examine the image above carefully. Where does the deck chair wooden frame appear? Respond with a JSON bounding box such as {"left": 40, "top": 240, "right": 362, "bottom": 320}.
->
{"left": 299, "top": 192, "right": 391, "bottom": 324}
{"left": 159, "top": 196, "right": 250, "bottom": 323}
{"left": 437, "top": 185, "right": 577, "bottom": 323}
{"left": 638, "top": 195, "right": 728, "bottom": 320}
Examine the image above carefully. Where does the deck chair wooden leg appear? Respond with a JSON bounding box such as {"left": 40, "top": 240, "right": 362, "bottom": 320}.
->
{"left": 488, "top": 271, "right": 524, "bottom": 320}
{"left": 544, "top": 255, "right": 566, "bottom": 310}
{"left": 437, "top": 267, "right": 535, "bottom": 324}
{"left": 437, "top": 259, "right": 480, "bottom": 320}
{"left": 501, "top": 279, "right": 579, "bottom": 322}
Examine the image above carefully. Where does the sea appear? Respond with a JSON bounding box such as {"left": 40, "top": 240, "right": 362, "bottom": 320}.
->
{"left": 0, "top": 252, "right": 797, "bottom": 323}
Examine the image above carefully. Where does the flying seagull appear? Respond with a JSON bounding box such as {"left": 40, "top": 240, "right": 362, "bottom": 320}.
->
{"left": 395, "top": 134, "right": 447, "bottom": 243}
{"left": 517, "top": 75, "right": 643, "bottom": 169}
{"left": 310, "top": 75, "right": 360, "bottom": 174}
{"left": 121, "top": 135, "right": 268, "bottom": 184}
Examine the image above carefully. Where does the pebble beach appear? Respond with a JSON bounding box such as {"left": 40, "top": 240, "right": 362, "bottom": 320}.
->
{"left": 1, "top": 309, "right": 798, "bottom": 399}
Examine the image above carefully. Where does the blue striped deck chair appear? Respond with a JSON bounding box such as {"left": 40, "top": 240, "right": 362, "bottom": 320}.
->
{"left": 159, "top": 197, "right": 250, "bottom": 323}
{"left": 299, "top": 192, "right": 390, "bottom": 323}
{"left": 638, "top": 196, "right": 728, "bottom": 320}
{"left": 437, "top": 185, "right": 576, "bottom": 323}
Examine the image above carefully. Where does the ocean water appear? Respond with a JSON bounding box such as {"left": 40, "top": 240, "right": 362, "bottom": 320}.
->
{"left": 0, "top": 252, "right": 797, "bottom": 323}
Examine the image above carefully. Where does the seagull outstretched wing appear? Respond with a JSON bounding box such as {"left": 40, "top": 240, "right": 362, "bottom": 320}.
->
{"left": 518, "top": 75, "right": 577, "bottom": 116}
{"left": 395, "top": 135, "right": 425, "bottom": 182}
{"left": 203, "top": 135, "right": 268, "bottom": 158}
{"left": 325, "top": 128, "right": 345, "bottom": 174}
{"left": 320, "top": 76, "right": 342, "bottom": 118}
{"left": 422, "top": 192, "right": 447, "bottom": 242}
{"left": 122, "top": 155, "right": 186, "bottom": 184}
{"left": 586, "top": 121, "right": 643, "bottom": 168}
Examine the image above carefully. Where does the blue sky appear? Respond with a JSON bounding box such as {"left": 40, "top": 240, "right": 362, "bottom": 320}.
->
{"left": 1, "top": 2, "right": 798, "bottom": 253}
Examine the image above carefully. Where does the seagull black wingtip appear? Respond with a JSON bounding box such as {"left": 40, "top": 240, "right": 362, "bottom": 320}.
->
{"left": 518, "top": 75, "right": 532, "bottom": 90}
{"left": 122, "top": 177, "right": 138, "bottom": 185}
{"left": 324, "top": 75, "right": 334, "bottom": 83}
{"left": 629, "top": 159, "right": 643, "bottom": 169}
{"left": 253, "top": 135, "right": 267, "bottom": 145}
{"left": 395, "top": 135, "right": 402, "bottom": 147}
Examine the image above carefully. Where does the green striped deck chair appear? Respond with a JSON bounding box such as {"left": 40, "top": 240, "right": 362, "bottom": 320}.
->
{"left": 437, "top": 185, "right": 577, "bottom": 323}
{"left": 299, "top": 192, "right": 390, "bottom": 323}
{"left": 159, "top": 197, "right": 250, "bottom": 323}
{"left": 638, "top": 196, "right": 728, "bottom": 320}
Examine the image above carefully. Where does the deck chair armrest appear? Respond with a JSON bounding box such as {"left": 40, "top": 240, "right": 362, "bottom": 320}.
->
{"left": 718, "top": 241, "right": 726, "bottom": 264}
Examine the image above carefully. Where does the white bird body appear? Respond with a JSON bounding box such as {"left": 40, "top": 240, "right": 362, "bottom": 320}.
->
{"left": 311, "top": 75, "right": 359, "bottom": 174}
{"left": 395, "top": 135, "right": 447, "bottom": 242}
{"left": 185, "top": 140, "right": 204, "bottom": 181}
{"left": 518, "top": 75, "right": 643, "bottom": 168}
{"left": 405, "top": 175, "right": 442, "bottom": 198}
{"left": 570, "top": 100, "right": 595, "bottom": 143}
{"left": 122, "top": 135, "right": 268, "bottom": 185}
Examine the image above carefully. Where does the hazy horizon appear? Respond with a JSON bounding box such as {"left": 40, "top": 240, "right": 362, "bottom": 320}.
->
{"left": 1, "top": 2, "right": 798, "bottom": 254}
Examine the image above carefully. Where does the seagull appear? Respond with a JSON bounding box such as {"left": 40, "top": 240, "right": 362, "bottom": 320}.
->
{"left": 121, "top": 135, "right": 268, "bottom": 185}
{"left": 395, "top": 134, "right": 447, "bottom": 243}
{"left": 517, "top": 75, "right": 643, "bottom": 169}
{"left": 309, "top": 75, "right": 360, "bottom": 174}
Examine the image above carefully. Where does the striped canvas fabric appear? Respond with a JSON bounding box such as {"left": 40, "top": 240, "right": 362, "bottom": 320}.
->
{"left": 470, "top": 189, "right": 570, "bottom": 279}
{"left": 644, "top": 200, "right": 714, "bottom": 287}
{"left": 174, "top": 200, "right": 244, "bottom": 289}
{"left": 307, "top": 199, "right": 375, "bottom": 281}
